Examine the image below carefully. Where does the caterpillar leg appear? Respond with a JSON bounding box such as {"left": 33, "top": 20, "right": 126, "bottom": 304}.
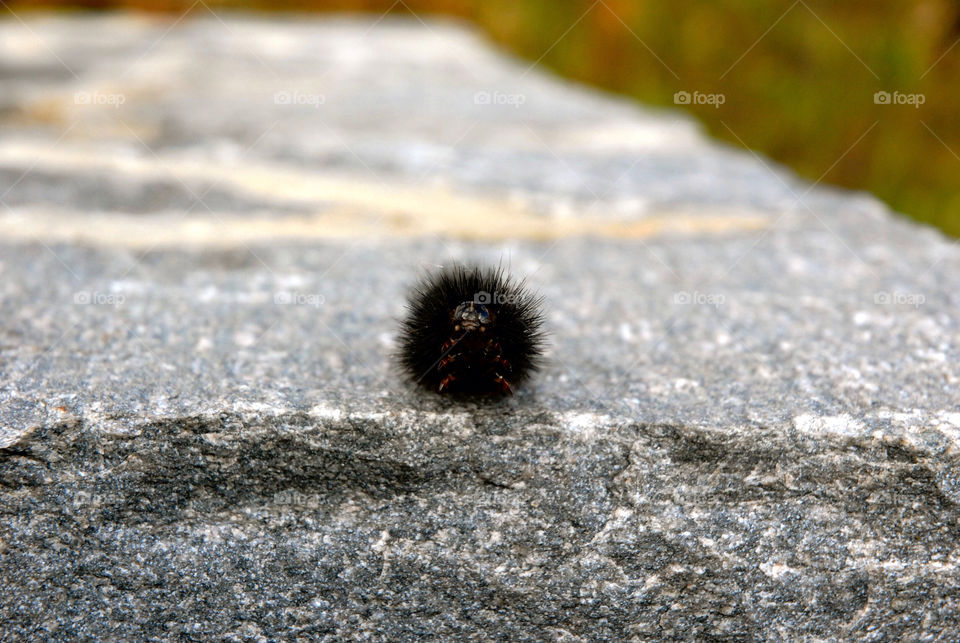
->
{"left": 493, "top": 373, "right": 513, "bottom": 395}
{"left": 438, "top": 374, "right": 457, "bottom": 393}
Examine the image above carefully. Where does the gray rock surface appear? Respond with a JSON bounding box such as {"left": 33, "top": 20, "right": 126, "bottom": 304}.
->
{"left": 1, "top": 13, "right": 959, "bottom": 641}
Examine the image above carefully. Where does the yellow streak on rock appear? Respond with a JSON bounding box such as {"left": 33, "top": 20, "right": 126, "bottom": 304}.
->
{"left": 0, "top": 210, "right": 767, "bottom": 247}
{"left": 0, "top": 140, "right": 768, "bottom": 245}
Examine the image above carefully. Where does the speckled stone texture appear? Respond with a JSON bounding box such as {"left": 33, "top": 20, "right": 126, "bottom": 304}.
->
{"left": 1, "top": 14, "right": 959, "bottom": 641}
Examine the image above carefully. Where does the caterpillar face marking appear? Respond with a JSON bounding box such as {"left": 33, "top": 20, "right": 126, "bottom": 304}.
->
{"left": 397, "top": 264, "right": 545, "bottom": 396}
{"left": 452, "top": 301, "right": 491, "bottom": 333}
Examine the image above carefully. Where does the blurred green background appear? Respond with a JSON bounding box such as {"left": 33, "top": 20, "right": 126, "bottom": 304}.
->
{"left": 6, "top": 0, "right": 959, "bottom": 236}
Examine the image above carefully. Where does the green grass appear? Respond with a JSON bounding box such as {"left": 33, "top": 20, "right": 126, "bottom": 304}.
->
{"left": 9, "top": 0, "right": 960, "bottom": 236}
{"left": 469, "top": 0, "right": 960, "bottom": 237}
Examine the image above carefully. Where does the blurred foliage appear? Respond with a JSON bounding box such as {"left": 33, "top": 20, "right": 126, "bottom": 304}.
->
{"left": 7, "top": 0, "right": 960, "bottom": 236}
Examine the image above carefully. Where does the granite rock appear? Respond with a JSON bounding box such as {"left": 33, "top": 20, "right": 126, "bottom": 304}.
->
{"left": 1, "top": 13, "right": 959, "bottom": 640}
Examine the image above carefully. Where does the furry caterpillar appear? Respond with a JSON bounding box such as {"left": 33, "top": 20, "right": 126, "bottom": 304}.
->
{"left": 397, "top": 264, "right": 545, "bottom": 395}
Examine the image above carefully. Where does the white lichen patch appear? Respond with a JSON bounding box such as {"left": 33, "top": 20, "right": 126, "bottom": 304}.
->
{"left": 936, "top": 412, "right": 960, "bottom": 444}
{"left": 759, "top": 561, "right": 800, "bottom": 580}
{"left": 673, "top": 378, "right": 700, "bottom": 391}
{"left": 308, "top": 404, "right": 344, "bottom": 421}
{"left": 86, "top": 412, "right": 143, "bottom": 438}
{"left": 793, "top": 414, "right": 865, "bottom": 438}
{"left": 561, "top": 411, "right": 615, "bottom": 440}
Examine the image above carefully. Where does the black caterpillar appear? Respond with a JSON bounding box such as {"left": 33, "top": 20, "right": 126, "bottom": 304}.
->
{"left": 397, "top": 264, "right": 545, "bottom": 395}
